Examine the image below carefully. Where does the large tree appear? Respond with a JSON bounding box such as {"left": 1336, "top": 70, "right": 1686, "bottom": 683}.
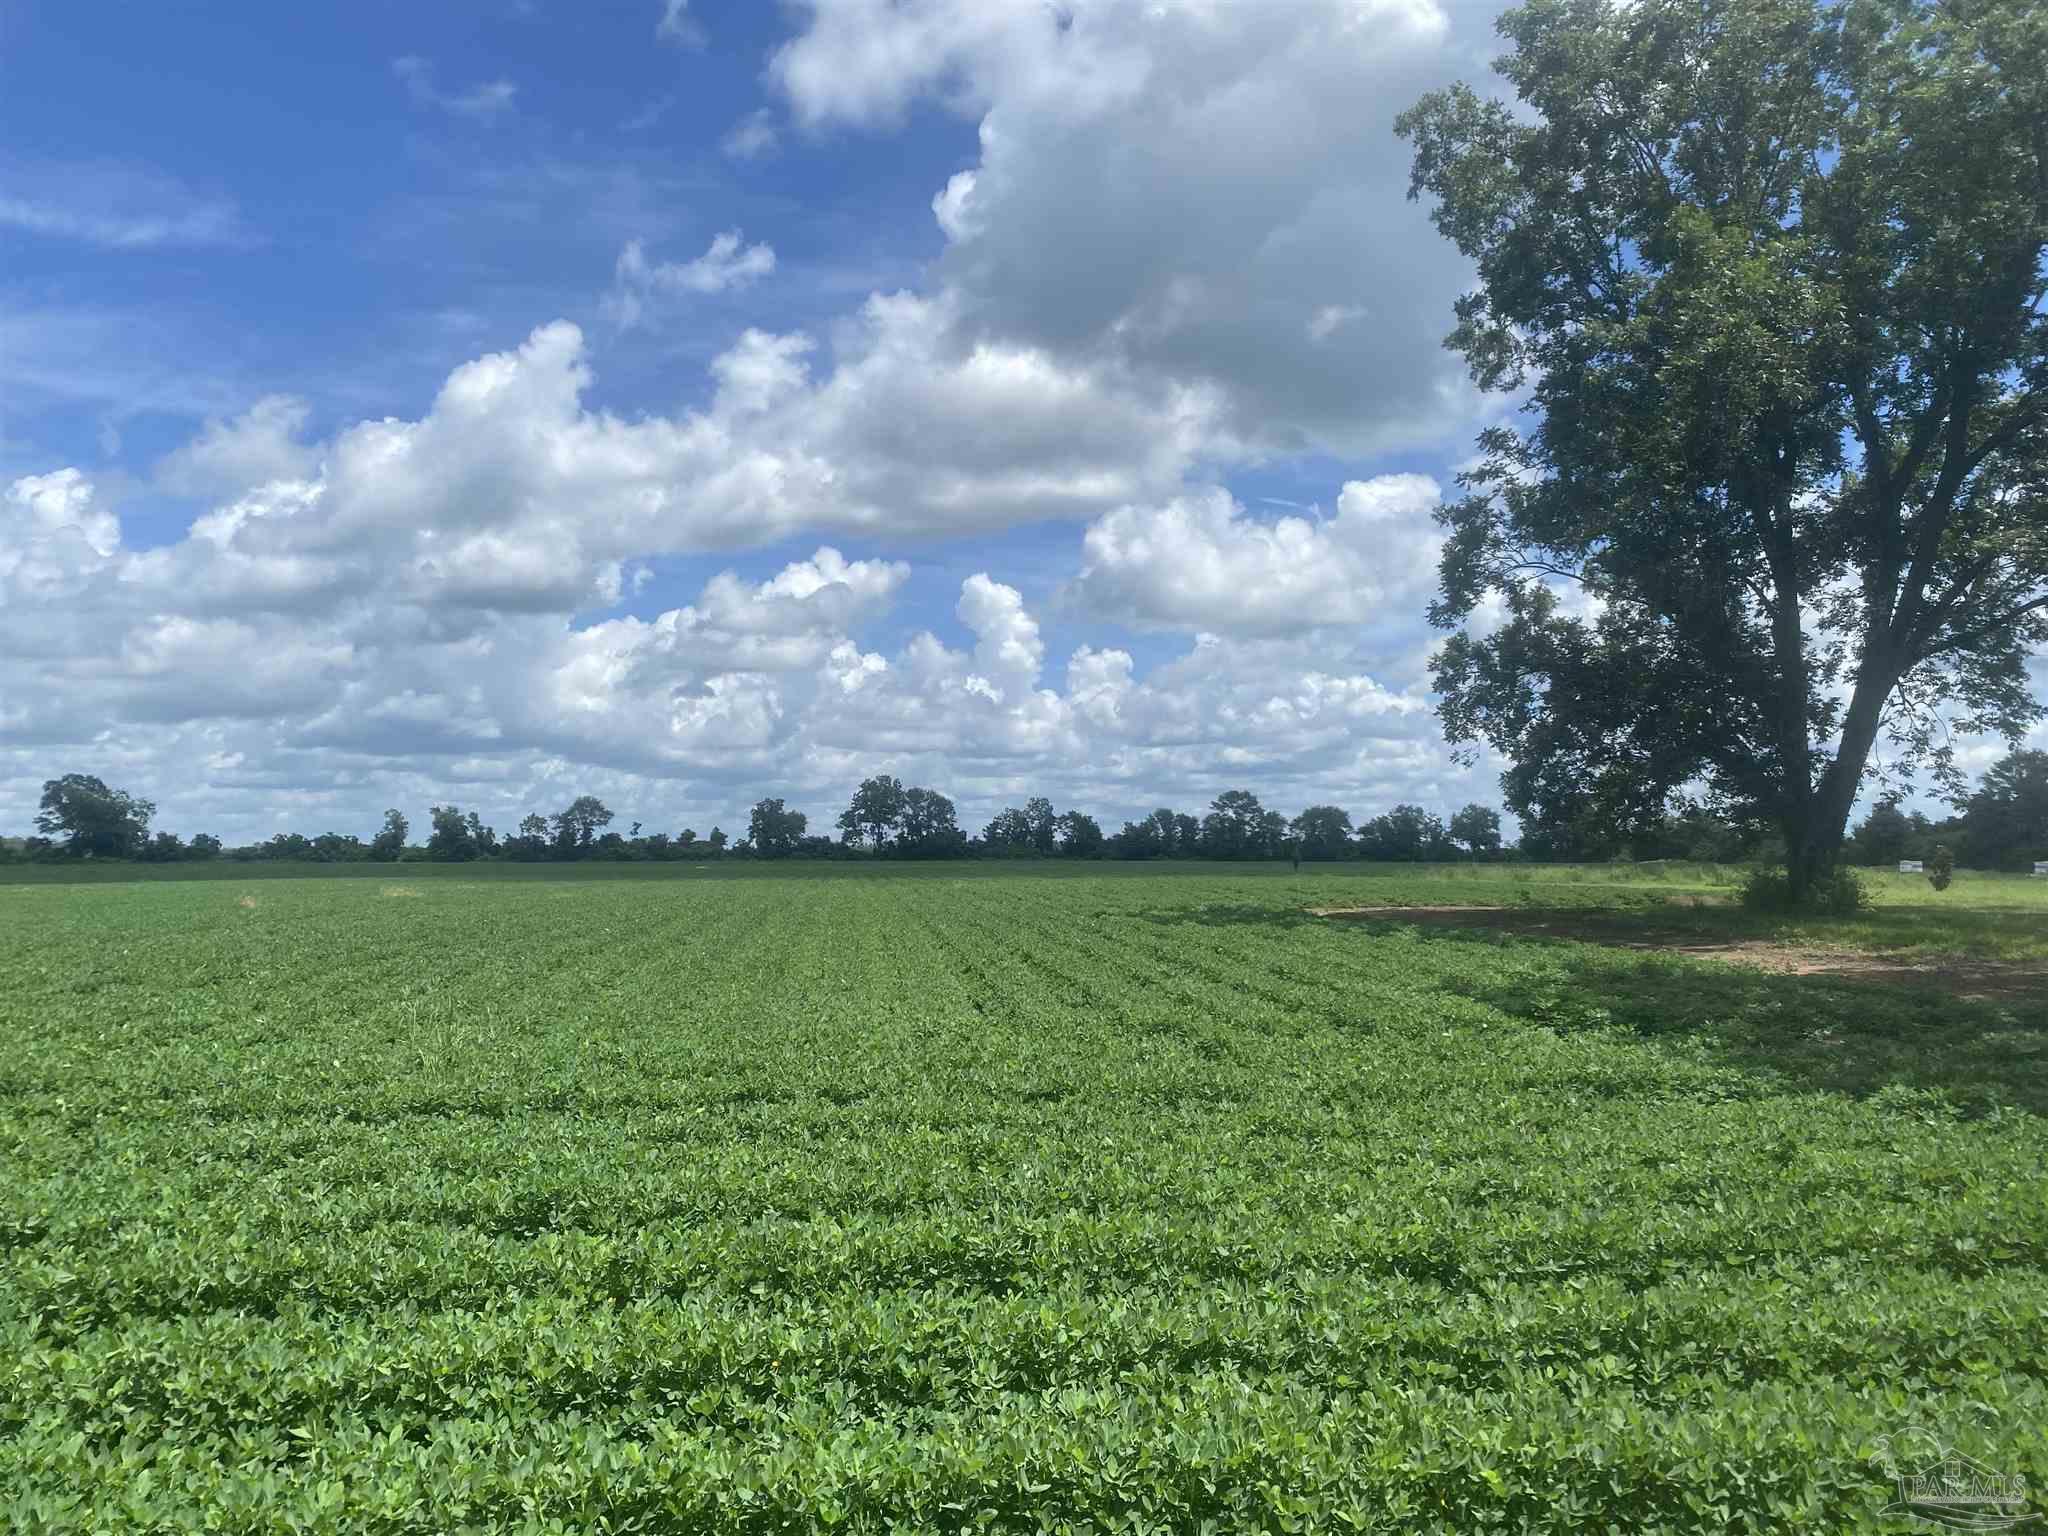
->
{"left": 898, "top": 787, "right": 967, "bottom": 858}
{"left": 837, "top": 775, "right": 906, "bottom": 850}
{"left": 1199, "top": 790, "right": 1271, "bottom": 859}
{"left": 748, "top": 798, "right": 809, "bottom": 858}
{"left": 1358, "top": 804, "right": 1452, "bottom": 862}
{"left": 1448, "top": 804, "right": 1504, "bottom": 859}
{"left": 1057, "top": 810, "right": 1105, "bottom": 858}
{"left": 1290, "top": 805, "right": 1355, "bottom": 861}
{"left": 427, "top": 805, "right": 482, "bottom": 862}
{"left": 34, "top": 774, "right": 154, "bottom": 858}
{"left": 369, "top": 809, "right": 409, "bottom": 862}
{"left": 550, "top": 796, "right": 614, "bottom": 856}
{"left": 1399, "top": 0, "right": 2048, "bottom": 899}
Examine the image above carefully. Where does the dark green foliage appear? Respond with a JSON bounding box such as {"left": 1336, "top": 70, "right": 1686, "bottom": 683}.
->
{"left": 1401, "top": 0, "right": 2048, "bottom": 901}
{"left": 1850, "top": 798, "right": 1915, "bottom": 866}
{"left": 982, "top": 805, "right": 1034, "bottom": 852}
{"left": 425, "top": 806, "right": 495, "bottom": 862}
{"left": 1289, "top": 805, "right": 1354, "bottom": 860}
{"left": 747, "top": 798, "right": 808, "bottom": 858}
{"left": 1358, "top": 803, "right": 1453, "bottom": 861}
{"left": 548, "top": 796, "right": 613, "bottom": 857}
{"left": 837, "top": 775, "right": 907, "bottom": 850}
{"left": 1928, "top": 844, "right": 1956, "bottom": 892}
{"left": 1055, "top": 810, "right": 1104, "bottom": 858}
{"left": 136, "top": 831, "right": 184, "bottom": 863}
{"left": 1448, "top": 802, "right": 1502, "bottom": 857}
{"left": 33, "top": 774, "right": 153, "bottom": 858}
{"left": 1959, "top": 750, "right": 2048, "bottom": 871}
{"left": 1741, "top": 864, "right": 1866, "bottom": 914}
{"left": 896, "top": 787, "right": 966, "bottom": 858}
{"left": 1199, "top": 789, "right": 1281, "bottom": 858}
{"left": 369, "top": 808, "right": 409, "bottom": 862}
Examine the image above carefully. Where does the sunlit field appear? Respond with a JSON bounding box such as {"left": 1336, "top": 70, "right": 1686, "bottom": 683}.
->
{"left": 3, "top": 864, "right": 2043, "bottom": 1531}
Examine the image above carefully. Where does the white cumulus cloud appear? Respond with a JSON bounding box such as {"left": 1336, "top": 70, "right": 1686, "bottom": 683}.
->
{"left": 1070, "top": 475, "right": 1445, "bottom": 635}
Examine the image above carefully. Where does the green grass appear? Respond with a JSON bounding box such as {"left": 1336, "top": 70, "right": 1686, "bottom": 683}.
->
{"left": 2, "top": 867, "right": 2044, "bottom": 1532}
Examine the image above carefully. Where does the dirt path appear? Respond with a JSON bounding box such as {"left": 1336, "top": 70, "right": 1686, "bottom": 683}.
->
{"left": 1309, "top": 905, "right": 2048, "bottom": 1003}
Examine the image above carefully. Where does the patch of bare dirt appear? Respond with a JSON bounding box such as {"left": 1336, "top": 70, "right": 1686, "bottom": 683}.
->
{"left": 1310, "top": 905, "right": 2048, "bottom": 1003}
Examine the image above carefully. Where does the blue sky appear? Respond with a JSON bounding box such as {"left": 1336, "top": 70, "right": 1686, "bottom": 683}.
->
{"left": 0, "top": 0, "right": 2024, "bottom": 845}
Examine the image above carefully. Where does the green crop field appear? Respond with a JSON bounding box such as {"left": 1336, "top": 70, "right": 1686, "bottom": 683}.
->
{"left": 3, "top": 865, "right": 2045, "bottom": 1532}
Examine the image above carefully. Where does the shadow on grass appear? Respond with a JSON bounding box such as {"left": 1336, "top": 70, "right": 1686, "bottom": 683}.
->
{"left": 1394, "top": 924, "right": 2048, "bottom": 1117}
{"left": 1138, "top": 898, "right": 2048, "bottom": 1115}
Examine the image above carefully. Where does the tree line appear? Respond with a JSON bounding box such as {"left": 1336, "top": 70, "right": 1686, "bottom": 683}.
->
{"left": 11, "top": 753, "right": 2046, "bottom": 869}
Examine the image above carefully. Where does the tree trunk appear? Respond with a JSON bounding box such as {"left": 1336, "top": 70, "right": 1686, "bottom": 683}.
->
{"left": 1784, "top": 661, "right": 1896, "bottom": 903}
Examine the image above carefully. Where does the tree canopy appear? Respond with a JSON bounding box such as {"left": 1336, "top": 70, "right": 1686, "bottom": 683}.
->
{"left": 35, "top": 774, "right": 154, "bottom": 858}
{"left": 1399, "top": 0, "right": 2048, "bottom": 898}
{"left": 748, "top": 798, "right": 809, "bottom": 858}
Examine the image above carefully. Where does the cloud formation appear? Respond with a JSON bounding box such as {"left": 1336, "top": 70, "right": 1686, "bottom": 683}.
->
{"left": 0, "top": 158, "right": 249, "bottom": 250}
{"left": 1070, "top": 477, "right": 1446, "bottom": 635}
{"left": 0, "top": 0, "right": 1542, "bottom": 845}
{"left": 392, "top": 56, "right": 518, "bottom": 120}
{"left": 656, "top": 0, "right": 705, "bottom": 48}
{"left": 771, "top": 0, "right": 1491, "bottom": 457}
{"left": 0, "top": 451, "right": 1471, "bottom": 842}
{"left": 607, "top": 232, "right": 777, "bottom": 326}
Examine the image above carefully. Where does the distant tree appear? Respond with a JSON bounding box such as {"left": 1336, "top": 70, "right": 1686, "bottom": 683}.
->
{"left": 311, "top": 832, "right": 363, "bottom": 862}
{"left": 505, "top": 813, "right": 550, "bottom": 861}
{"left": 1359, "top": 805, "right": 1451, "bottom": 862}
{"left": 1142, "top": 808, "right": 1181, "bottom": 856}
{"left": 1254, "top": 809, "right": 1289, "bottom": 859}
{"left": 707, "top": 826, "right": 728, "bottom": 853}
{"left": 1447, "top": 804, "right": 1502, "bottom": 859}
{"left": 677, "top": 828, "right": 699, "bottom": 849}
{"left": 1401, "top": 0, "right": 2048, "bottom": 902}
{"left": 1643, "top": 808, "right": 1768, "bottom": 864}
{"left": 466, "top": 811, "right": 498, "bottom": 856}
{"left": 1024, "top": 796, "right": 1058, "bottom": 856}
{"left": 187, "top": 832, "right": 222, "bottom": 860}
{"left": 427, "top": 805, "right": 483, "bottom": 861}
{"left": 593, "top": 831, "right": 632, "bottom": 860}
{"left": 1511, "top": 800, "right": 1624, "bottom": 863}
{"left": 1172, "top": 812, "right": 1201, "bottom": 857}
{"left": 1290, "top": 805, "right": 1355, "bottom": 862}
{"left": 138, "top": 830, "right": 184, "bottom": 863}
{"left": 265, "top": 832, "right": 314, "bottom": 861}
{"left": 748, "top": 798, "right": 809, "bottom": 858}
{"left": 837, "top": 775, "right": 906, "bottom": 850}
{"left": 1849, "top": 798, "right": 1914, "bottom": 867}
{"left": 643, "top": 831, "right": 673, "bottom": 859}
{"left": 981, "top": 806, "right": 1035, "bottom": 854}
{"left": 35, "top": 774, "right": 154, "bottom": 858}
{"left": 369, "top": 809, "right": 409, "bottom": 862}
{"left": 898, "top": 787, "right": 967, "bottom": 858}
{"left": 1111, "top": 817, "right": 1163, "bottom": 859}
{"left": 1056, "top": 810, "right": 1104, "bottom": 858}
{"left": 550, "top": 796, "right": 613, "bottom": 857}
{"left": 1958, "top": 750, "right": 2048, "bottom": 871}
{"left": 1199, "top": 790, "right": 1270, "bottom": 859}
